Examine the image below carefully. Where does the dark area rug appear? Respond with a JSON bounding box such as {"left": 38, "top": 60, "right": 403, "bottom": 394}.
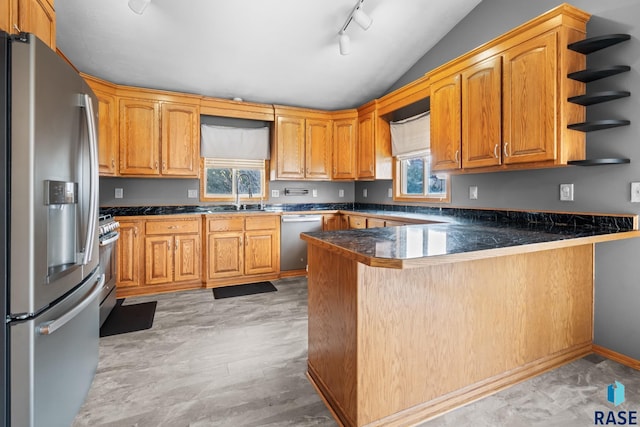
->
{"left": 100, "top": 299, "right": 157, "bottom": 337}
{"left": 212, "top": 281, "right": 277, "bottom": 299}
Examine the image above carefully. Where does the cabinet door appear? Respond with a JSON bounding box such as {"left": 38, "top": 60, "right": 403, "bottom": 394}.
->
{"left": 275, "top": 115, "right": 305, "bottom": 179}
{"left": 357, "top": 111, "right": 375, "bottom": 179}
{"left": 174, "top": 234, "right": 200, "bottom": 283}
{"left": 144, "top": 235, "right": 173, "bottom": 285}
{"left": 244, "top": 229, "right": 278, "bottom": 275}
{"left": 116, "top": 221, "right": 142, "bottom": 288}
{"left": 161, "top": 102, "right": 200, "bottom": 177}
{"left": 95, "top": 90, "right": 119, "bottom": 176}
{"left": 0, "top": 0, "right": 10, "bottom": 34}
{"left": 16, "top": 0, "right": 55, "bottom": 49}
{"left": 462, "top": 56, "right": 502, "bottom": 169}
{"left": 119, "top": 97, "right": 160, "bottom": 175}
{"left": 348, "top": 215, "right": 367, "bottom": 229}
{"left": 332, "top": 118, "right": 357, "bottom": 180}
{"left": 503, "top": 32, "right": 557, "bottom": 164}
{"left": 430, "top": 73, "right": 461, "bottom": 171}
{"left": 207, "top": 232, "right": 243, "bottom": 279}
{"left": 305, "top": 118, "right": 332, "bottom": 180}
{"left": 323, "top": 214, "right": 343, "bottom": 231}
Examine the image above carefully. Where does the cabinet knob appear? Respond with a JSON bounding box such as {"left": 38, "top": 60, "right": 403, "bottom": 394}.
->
{"left": 333, "top": 167, "right": 337, "bottom": 174}
{"left": 494, "top": 144, "right": 499, "bottom": 159}
{"left": 163, "top": 161, "right": 166, "bottom": 171}
{"left": 134, "top": 227, "right": 138, "bottom": 237}
{"left": 112, "top": 159, "right": 116, "bottom": 168}
{"left": 503, "top": 142, "right": 510, "bottom": 157}
{"left": 155, "top": 161, "right": 159, "bottom": 169}
{"left": 454, "top": 150, "right": 459, "bottom": 163}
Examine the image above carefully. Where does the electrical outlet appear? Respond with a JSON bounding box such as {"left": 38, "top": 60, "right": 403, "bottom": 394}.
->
{"left": 187, "top": 189, "right": 198, "bottom": 198}
{"left": 560, "top": 184, "right": 574, "bottom": 201}
{"left": 469, "top": 186, "right": 478, "bottom": 200}
{"left": 388, "top": 188, "right": 393, "bottom": 198}
{"left": 271, "top": 189, "right": 280, "bottom": 198}
{"left": 312, "top": 189, "right": 318, "bottom": 198}
{"left": 363, "top": 188, "right": 368, "bottom": 198}
{"left": 338, "top": 189, "right": 344, "bottom": 198}
{"left": 631, "top": 182, "right": 640, "bottom": 203}
{"left": 115, "top": 188, "right": 123, "bottom": 199}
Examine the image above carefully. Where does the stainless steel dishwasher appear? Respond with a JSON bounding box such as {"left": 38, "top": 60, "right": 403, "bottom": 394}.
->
{"left": 280, "top": 214, "right": 323, "bottom": 271}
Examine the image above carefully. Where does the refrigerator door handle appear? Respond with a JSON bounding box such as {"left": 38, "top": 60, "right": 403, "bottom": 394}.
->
{"left": 36, "top": 273, "right": 105, "bottom": 335}
{"left": 81, "top": 93, "right": 99, "bottom": 265}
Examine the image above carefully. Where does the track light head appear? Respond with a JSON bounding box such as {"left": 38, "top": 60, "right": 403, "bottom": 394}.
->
{"left": 339, "top": 32, "right": 351, "bottom": 55}
{"left": 352, "top": 8, "right": 372, "bottom": 30}
{"left": 128, "top": 0, "right": 150, "bottom": 15}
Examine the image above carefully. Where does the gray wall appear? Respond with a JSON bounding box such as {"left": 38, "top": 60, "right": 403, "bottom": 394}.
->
{"left": 100, "top": 177, "right": 354, "bottom": 206}
{"left": 358, "top": 0, "right": 640, "bottom": 359}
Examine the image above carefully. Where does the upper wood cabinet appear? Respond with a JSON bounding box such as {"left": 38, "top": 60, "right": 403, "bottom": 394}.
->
{"left": 84, "top": 75, "right": 119, "bottom": 176}
{"left": 331, "top": 111, "right": 358, "bottom": 180}
{"left": 272, "top": 106, "right": 332, "bottom": 181}
{"left": 356, "top": 100, "right": 391, "bottom": 180}
{"left": 427, "top": 4, "right": 589, "bottom": 173}
{"left": 6, "top": 0, "right": 56, "bottom": 49}
{"left": 118, "top": 88, "right": 200, "bottom": 177}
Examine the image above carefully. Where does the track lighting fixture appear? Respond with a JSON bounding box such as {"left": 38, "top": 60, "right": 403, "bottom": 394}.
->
{"left": 128, "top": 0, "right": 151, "bottom": 15}
{"left": 338, "top": 0, "right": 373, "bottom": 55}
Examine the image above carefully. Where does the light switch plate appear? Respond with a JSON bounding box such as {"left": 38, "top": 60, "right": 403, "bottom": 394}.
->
{"left": 388, "top": 188, "right": 393, "bottom": 198}
{"left": 187, "top": 189, "right": 198, "bottom": 198}
{"left": 560, "top": 184, "right": 574, "bottom": 201}
{"left": 312, "top": 189, "right": 318, "bottom": 198}
{"left": 115, "top": 188, "right": 123, "bottom": 199}
{"left": 469, "top": 186, "right": 478, "bottom": 200}
{"left": 631, "top": 182, "right": 640, "bottom": 203}
{"left": 271, "top": 189, "right": 280, "bottom": 198}
{"left": 338, "top": 189, "right": 344, "bottom": 198}
{"left": 363, "top": 188, "right": 368, "bottom": 198}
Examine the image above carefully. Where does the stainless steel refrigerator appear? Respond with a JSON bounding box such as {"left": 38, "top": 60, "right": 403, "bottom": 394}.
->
{"left": 1, "top": 31, "right": 104, "bottom": 427}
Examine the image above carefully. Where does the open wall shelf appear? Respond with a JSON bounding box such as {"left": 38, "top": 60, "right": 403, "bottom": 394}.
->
{"left": 568, "top": 65, "right": 630, "bottom": 82}
{"left": 566, "top": 33, "right": 630, "bottom": 165}
{"left": 568, "top": 120, "right": 630, "bottom": 132}
{"left": 568, "top": 34, "right": 630, "bottom": 54}
{"left": 568, "top": 91, "right": 630, "bottom": 106}
{"left": 568, "top": 158, "right": 630, "bottom": 166}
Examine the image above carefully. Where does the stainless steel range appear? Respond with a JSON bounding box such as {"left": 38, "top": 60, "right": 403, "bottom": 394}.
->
{"left": 98, "top": 214, "right": 120, "bottom": 326}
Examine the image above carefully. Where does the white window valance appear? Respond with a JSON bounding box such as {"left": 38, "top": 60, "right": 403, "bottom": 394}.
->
{"left": 390, "top": 112, "right": 430, "bottom": 157}
{"left": 200, "top": 124, "right": 270, "bottom": 160}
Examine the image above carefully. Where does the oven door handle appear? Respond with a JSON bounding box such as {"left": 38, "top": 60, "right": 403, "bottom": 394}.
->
{"left": 99, "top": 232, "right": 120, "bottom": 247}
{"left": 36, "top": 274, "right": 105, "bottom": 336}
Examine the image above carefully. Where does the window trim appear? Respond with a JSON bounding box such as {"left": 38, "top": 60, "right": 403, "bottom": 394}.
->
{"left": 199, "top": 158, "right": 269, "bottom": 202}
{"left": 392, "top": 151, "right": 450, "bottom": 203}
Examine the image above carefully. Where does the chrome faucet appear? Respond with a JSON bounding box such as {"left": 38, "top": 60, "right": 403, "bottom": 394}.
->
{"left": 235, "top": 172, "right": 253, "bottom": 210}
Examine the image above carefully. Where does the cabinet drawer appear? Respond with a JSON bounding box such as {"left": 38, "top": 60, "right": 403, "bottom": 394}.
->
{"left": 348, "top": 215, "right": 367, "bottom": 229}
{"left": 246, "top": 215, "right": 278, "bottom": 231}
{"left": 146, "top": 219, "right": 200, "bottom": 235}
{"left": 208, "top": 217, "right": 245, "bottom": 232}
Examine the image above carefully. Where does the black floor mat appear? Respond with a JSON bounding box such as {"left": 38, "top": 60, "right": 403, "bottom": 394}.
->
{"left": 100, "top": 299, "right": 157, "bottom": 337}
{"left": 212, "top": 282, "right": 277, "bottom": 299}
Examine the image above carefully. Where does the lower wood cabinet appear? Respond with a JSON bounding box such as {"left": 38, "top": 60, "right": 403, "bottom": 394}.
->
{"left": 322, "top": 214, "right": 344, "bottom": 231}
{"left": 116, "top": 219, "right": 143, "bottom": 289}
{"left": 205, "top": 214, "right": 280, "bottom": 286}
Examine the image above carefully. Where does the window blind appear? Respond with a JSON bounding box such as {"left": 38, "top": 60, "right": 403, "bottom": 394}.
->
{"left": 390, "top": 112, "right": 430, "bottom": 157}
{"left": 200, "top": 124, "right": 270, "bottom": 160}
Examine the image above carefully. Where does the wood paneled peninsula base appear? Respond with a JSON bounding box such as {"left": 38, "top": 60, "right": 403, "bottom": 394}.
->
{"left": 301, "top": 223, "right": 640, "bottom": 427}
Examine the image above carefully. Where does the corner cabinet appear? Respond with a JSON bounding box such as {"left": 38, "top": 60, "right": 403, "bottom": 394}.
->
{"left": 272, "top": 106, "right": 332, "bottom": 181}
{"left": 429, "top": 4, "right": 590, "bottom": 173}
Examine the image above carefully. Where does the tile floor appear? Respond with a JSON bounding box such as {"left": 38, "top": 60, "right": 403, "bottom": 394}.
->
{"left": 73, "top": 277, "right": 640, "bottom": 427}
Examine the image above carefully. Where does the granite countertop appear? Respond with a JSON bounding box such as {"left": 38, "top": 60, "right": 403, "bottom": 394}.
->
{"left": 300, "top": 218, "right": 640, "bottom": 268}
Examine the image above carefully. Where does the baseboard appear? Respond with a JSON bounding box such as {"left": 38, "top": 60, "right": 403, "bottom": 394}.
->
{"left": 278, "top": 269, "right": 307, "bottom": 278}
{"left": 593, "top": 344, "right": 640, "bottom": 370}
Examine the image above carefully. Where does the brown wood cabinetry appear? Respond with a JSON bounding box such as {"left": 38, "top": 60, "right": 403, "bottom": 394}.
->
{"left": 143, "top": 217, "right": 201, "bottom": 287}
{"left": 115, "top": 219, "right": 142, "bottom": 289}
{"left": 6, "top": 0, "right": 56, "bottom": 49}
{"left": 272, "top": 107, "right": 332, "bottom": 180}
{"left": 428, "top": 4, "right": 588, "bottom": 173}
{"left": 322, "top": 214, "right": 343, "bottom": 231}
{"left": 366, "top": 218, "right": 386, "bottom": 228}
{"left": 118, "top": 88, "right": 200, "bottom": 178}
{"left": 205, "top": 214, "right": 280, "bottom": 286}
{"left": 331, "top": 111, "right": 358, "bottom": 180}
{"left": 84, "top": 75, "right": 119, "bottom": 176}
{"left": 347, "top": 215, "right": 367, "bottom": 229}
{"left": 356, "top": 101, "right": 391, "bottom": 180}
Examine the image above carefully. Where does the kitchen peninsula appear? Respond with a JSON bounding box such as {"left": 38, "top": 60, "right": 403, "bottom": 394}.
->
{"left": 301, "top": 215, "right": 640, "bottom": 427}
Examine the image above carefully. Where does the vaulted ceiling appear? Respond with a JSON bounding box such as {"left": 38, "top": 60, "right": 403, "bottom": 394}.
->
{"left": 56, "top": 0, "right": 482, "bottom": 110}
